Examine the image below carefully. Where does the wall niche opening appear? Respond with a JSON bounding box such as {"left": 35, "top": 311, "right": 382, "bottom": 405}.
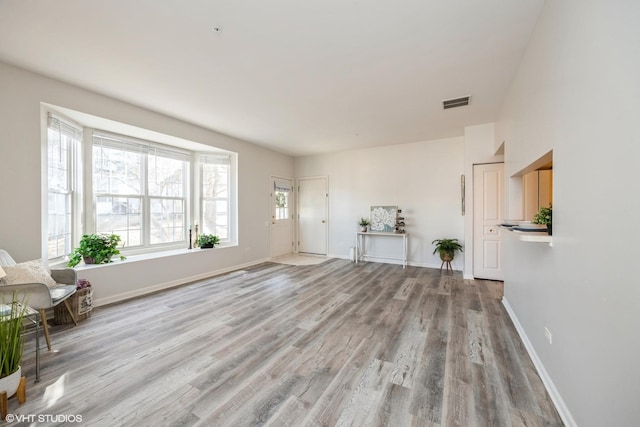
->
{"left": 508, "top": 150, "right": 553, "bottom": 221}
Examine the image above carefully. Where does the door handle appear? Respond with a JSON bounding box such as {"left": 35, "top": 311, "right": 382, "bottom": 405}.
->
{"left": 272, "top": 221, "right": 276, "bottom": 224}
{"left": 322, "top": 220, "right": 326, "bottom": 223}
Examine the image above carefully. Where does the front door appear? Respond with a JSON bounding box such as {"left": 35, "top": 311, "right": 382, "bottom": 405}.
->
{"left": 270, "top": 177, "right": 294, "bottom": 258}
{"left": 473, "top": 163, "right": 504, "bottom": 280}
{"left": 298, "top": 177, "right": 328, "bottom": 255}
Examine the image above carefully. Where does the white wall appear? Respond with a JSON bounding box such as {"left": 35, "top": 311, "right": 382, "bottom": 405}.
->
{"left": 463, "top": 123, "right": 504, "bottom": 278}
{"left": 295, "top": 137, "right": 464, "bottom": 269}
{"left": 0, "top": 62, "right": 293, "bottom": 305}
{"left": 497, "top": 0, "right": 640, "bottom": 425}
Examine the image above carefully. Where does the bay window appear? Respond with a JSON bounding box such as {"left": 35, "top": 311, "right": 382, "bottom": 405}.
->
{"left": 45, "top": 111, "right": 237, "bottom": 262}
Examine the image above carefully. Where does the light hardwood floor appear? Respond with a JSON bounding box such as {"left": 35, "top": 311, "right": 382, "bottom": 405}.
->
{"left": 13, "top": 259, "right": 563, "bottom": 426}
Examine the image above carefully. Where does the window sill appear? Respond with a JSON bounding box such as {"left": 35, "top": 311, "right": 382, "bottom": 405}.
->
{"left": 51, "top": 244, "right": 237, "bottom": 271}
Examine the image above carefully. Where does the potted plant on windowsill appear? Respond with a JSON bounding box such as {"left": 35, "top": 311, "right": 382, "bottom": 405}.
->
{"left": 358, "top": 217, "right": 370, "bottom": 232}
{"left": 0, "top": 292, "right": 28, "bottom": 405}
{"left": 67, "top": 234, "right": 126, "bottom": 267}
{"left": 198, "top": 234, "right": 220, "bottom": 249}
{"left": 532, "top": 205, "right": 552, "bottom": 235}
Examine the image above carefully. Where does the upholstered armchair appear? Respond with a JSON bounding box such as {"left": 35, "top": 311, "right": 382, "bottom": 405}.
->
{"left": 0, "top": 250, "right": 77, "bottom": 350}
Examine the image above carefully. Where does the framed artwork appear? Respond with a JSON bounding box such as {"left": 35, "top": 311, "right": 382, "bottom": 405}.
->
{"left": 370, "top": 206, "right": 397, "bottom": 232}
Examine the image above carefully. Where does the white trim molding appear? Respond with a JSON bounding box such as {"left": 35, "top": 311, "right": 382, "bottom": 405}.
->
{"left": 502, "top": 298, "right": 577, "bottom": 427}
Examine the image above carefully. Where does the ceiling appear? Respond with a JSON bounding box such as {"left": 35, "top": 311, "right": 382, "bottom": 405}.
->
{"left": 0, "top": 0, "right": 543, "bottom": 157}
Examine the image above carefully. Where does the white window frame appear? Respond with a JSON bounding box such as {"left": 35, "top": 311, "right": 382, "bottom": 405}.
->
{"left": 45, "top": 114, "right": 82, "bottom": 262}
{"left": 198, "top": 153, "right": 234, "bottom": 243}
{"left": 90, "top": 131, "right": 190, "bottom": 253}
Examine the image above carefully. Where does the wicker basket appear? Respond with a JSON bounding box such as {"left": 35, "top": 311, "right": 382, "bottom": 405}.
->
{"left": 54, "top": 286, "right": 93, "bottom": 324}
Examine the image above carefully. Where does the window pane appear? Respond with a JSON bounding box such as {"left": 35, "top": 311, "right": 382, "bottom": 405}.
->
{"left": 96, "top": 196, "right": 142, "bottom": 247}
{"left": 47, "top": 128, "right": 70, "bottom": 191}
{"left": 47, "top": 116, "right": 80, "bottom": 260}
{"left": 275, "top": 190, "right": 289, "bottom": 220}
{"left": 93, "top": 145, "right": 143, "bottom": 195}
{"left": 150, "top": 198, "right": 185, "bottom": 244}
{"left": 201, "top": 156, "right": 230, "bottom": 240}
{"left": 148, "top": 154, "right": 186, "bottom": 197}
{"left": 47, "top": 191, "right": 72, "bottom": 259}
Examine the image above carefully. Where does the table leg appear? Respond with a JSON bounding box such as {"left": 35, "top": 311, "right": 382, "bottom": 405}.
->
{"left": 35, "top": 312, "right": 40, "bottom": 383}
{"left": 403, "top": 235, "right": 407, "bottom": 268}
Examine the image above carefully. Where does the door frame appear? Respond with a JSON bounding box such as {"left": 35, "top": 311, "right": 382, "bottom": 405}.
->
{"left": 472, "top": 162, "right": 504, "bottom": 280}
{"left": 269, "top": 175, "right": 295, "bottom": 258}
{"left": 296, "top": 176, "right": 329, "bottom": 255}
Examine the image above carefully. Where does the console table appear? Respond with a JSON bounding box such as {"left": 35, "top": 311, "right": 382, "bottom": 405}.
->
{"left": 355, "top": 232, "right": 408, "bottom": 268}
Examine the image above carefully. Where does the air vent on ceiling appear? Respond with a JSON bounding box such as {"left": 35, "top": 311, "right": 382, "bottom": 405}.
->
{"left": 443, "top": 96, "right": 470, "bottom": 109}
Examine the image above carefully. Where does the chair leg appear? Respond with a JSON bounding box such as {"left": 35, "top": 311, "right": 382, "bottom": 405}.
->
{"left": 63, "top": 299, "right": 78, "bottom": 326}
{"left": 40, "top": 309, "right": 52, "bottom": 351}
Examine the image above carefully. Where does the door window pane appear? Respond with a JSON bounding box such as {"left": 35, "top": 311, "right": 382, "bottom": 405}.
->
{"left": 275, "top": 190, "right": 289, "bottom": 220}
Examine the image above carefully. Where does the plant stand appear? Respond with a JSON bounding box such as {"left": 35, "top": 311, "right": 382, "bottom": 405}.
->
{"left": 54, "top": 286, "right": 93, "bottom": 325}
{"left": 0, "top": 376, "right": 26, "bottom": 420}
{"left": 440, "top": 259, "right": 453, "bottom": 273}
{"left": 440, "top": 253, "right": 454, "bottom": 273}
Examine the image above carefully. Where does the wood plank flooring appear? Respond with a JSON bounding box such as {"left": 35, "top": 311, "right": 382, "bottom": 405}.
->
{"left": 12, "top": 259, "right": 563, "bottom": 426}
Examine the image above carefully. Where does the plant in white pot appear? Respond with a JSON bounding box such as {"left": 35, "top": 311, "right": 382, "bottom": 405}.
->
{"left": 0, "top": 292, "right": 28, "bottom": 404}
{"left": 358, "top": 217, "right": 370, "bottom": 232}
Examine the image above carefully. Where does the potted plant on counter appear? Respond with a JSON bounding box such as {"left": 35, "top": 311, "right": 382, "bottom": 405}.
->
{"left": 67, "top": 234, "right": 126, "bottom": 267}
{"left": 532, "top": 205, "right": 552, "bottom": 235}
{"left": 358, "top": 217, "right": 370, "bottom": 232}
{"left": 198, "top": 234, "right": 220, "bottom": 249}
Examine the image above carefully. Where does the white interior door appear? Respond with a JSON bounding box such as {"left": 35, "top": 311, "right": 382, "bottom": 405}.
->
{"left": 298, "top": 177, "right": 328, "bottom": 255}
{"left": 473, "top": 163, "right": 504, "bottom": 280}
{"left": 270, "top": 177, "right": 294, "bottom": 258}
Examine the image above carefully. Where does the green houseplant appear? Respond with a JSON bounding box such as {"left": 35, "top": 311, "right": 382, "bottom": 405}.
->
{"left": 198, "top": 234, "right": 220, "bottom": 249}
{"left": 358, "top": 217, "right": 370, "bottom": 232}
{"left": 532, "top": 205, "right": 552, "bottom": 235}
{"left": 67, "top": 234, "right": 126, "bottom": 267}
{"left": 0, "top": 293, "right": 27, "bottom": 377}
{"left": 0, "top": 292, "right": 28, "bottom": 398}
{"left": 432, "top": 238, "right": 464, "bottom": 261}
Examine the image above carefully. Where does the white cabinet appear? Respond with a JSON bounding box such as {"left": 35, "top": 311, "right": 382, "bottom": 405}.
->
{"left": 523, "top": 170, "right": 553, "bottom": 221}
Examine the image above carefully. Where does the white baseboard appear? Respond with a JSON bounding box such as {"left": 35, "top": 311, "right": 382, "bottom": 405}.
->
{"left": 329, "top": 254, "right": 456, "bottom": 271}
{"left": 502, "top": 298, "right": 577, "bottom": 427}
{"left": 93, "top": 257, "right": 270, "bottom": 307}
